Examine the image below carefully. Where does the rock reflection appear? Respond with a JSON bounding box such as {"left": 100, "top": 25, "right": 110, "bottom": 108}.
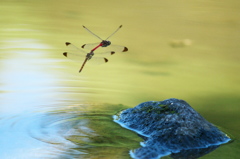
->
{"left": 170, "top": 145, "right": 219, "bottom": 159}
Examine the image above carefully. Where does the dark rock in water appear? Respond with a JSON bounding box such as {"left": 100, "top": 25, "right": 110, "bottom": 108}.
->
{"left": 113, "top": 98, "right": 231, "bottom": 159}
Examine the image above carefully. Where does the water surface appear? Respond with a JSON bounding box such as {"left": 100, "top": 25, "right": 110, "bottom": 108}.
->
{"left": 0, "top": 0, "right": 239, "bottom": 158}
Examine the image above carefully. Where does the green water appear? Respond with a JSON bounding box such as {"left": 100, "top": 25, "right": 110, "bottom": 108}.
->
{"left": 0, "top": 0, "right": 239, "bottom": 158}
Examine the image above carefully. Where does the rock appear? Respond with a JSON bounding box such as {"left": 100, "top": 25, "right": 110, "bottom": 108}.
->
{"left": 113, "top": 98, "right": 231, "bottom": 159}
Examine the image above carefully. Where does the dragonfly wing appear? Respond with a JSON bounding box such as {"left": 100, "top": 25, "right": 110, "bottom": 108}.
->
{"left": 65, "top": 42, "right": 87, "bottom": 55}
{"left": 108, "top": 44, "right": 128, "bottom": 52}
{"left": 63, "top": 52, "right": 86, "bottom": 63}
{"left": 88, "top": 57, "right": 108, "bottom": 65}
{"left": 93, "top": 51, "right": 116, "bottom": 57}
{"left": 63, "top": 52, "right": 108, "bottom": 65}
{"left": 82, "top": 43, "right": 128, "bottom": 53}
{"left": 81, "top": 43, "right": 100, "bottom": 50}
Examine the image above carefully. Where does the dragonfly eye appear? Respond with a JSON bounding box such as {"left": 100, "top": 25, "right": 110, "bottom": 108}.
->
{"left": 102, "top": 40, "right": 111, "bottom": 47}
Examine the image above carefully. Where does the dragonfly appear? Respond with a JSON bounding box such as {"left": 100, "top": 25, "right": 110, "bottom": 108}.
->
{"left": 63, "top": 42, "right": 115, "bottom": 72}
{"left": 63, "top": 25, "right": 128, "bottom": 73}
{"left": 81, "top": 25, "right": 128, "bottom": 53}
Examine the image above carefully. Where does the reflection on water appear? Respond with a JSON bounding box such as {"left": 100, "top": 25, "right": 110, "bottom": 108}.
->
{"left": 0, "top": 0, "right": 240, "bottom": 159}
{"left": 0, "top": 113, "right": 55, "bottom": 159}
{"left": 33, "top": 104, "right": 142, "bottom": 159}
{"left": 0, "top": 38, "right": 64, "bottom": 158}
{"left": 170, "top": 145, "right": 219, "bottom": 159}
{"left": 0, "top": 39, "right": 59, "bottom": 113}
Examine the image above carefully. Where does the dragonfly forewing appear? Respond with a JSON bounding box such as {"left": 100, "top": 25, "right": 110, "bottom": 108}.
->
{"left": 82, "top": 43, "right": 128, "bottom": 53}
{"left": 66, "top": 42, "right": 87, "bottom": 55}
{"left": 81, "top": 43, "right": 99, "bottom": 50}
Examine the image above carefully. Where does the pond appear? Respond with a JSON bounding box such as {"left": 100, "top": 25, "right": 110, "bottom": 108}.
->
{"left": 0, "top": 0, "right": 239, "bottom": 158}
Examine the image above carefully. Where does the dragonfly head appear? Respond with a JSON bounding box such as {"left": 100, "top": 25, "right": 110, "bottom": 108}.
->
{"left": 101, "top": 40, "right": 111, "bottom": 47}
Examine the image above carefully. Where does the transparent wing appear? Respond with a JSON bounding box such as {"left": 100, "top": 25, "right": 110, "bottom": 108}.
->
{"left": 107, "top": 44, "right": 128, "bottom": 52}
{"left": 63, "top": 52, "right": 108, "bottom": 65}
{"left": 88, "top": 57, "right": 108, "bottom": 65}
{"left": 63, "top": 52, "right": 86, "bottom": 63}
{"left": 65, "top": 42, "right": 88, "bottom": 55}
{"left": 82, "top": 43, "right": 128, "bottom": 53}
{"left": 81, "top": 42, "right": 100, "bottom": 50}
{"left": 93, "top": 51, "right": 116, "bottom": 57}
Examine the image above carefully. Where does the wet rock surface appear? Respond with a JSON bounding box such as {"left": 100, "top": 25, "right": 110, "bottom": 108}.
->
{"left": 113, "top": 98, "right": 231, "bottom": 159}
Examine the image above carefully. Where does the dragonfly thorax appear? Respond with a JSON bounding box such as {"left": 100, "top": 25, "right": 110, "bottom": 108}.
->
{"left": 86, "top": 52, "right": 94, "bottom": 60}
{"left": 101, "top": 40, "right": 111, "bottom": 47}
